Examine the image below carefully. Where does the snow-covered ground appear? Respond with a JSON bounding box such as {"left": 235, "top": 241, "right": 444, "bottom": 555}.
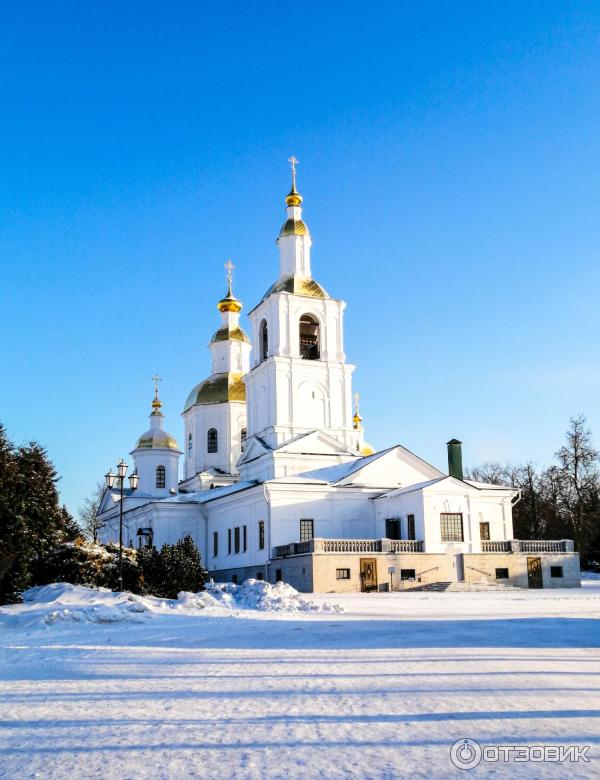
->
{"left": 1, "top": 582, "right": 599, "bottom": 779}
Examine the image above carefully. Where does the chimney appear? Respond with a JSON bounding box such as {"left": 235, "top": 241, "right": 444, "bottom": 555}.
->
{"left": 447, "top": 439, "right": 463, "bottom": 481}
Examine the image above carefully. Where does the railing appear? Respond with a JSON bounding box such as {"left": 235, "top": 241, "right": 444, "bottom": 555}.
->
{"left": 481, "top": 539, "right": 573, "bottom": 554}
{"left": 481, "top": 541, "right": 511, "bottom": 553}
{"left": 466, "top": 564, "right": 492, "bottom": 578}
{"left": 273, "top": 538, "right": 424, "bottom": 558}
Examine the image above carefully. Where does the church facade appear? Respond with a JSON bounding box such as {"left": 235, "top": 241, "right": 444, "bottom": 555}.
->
{"left": 97, "top": 164, "right": 580, "bottom": 591}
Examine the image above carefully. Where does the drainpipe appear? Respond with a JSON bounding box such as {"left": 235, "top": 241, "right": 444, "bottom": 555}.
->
{"left": 263, "top": 481, "right": 271, "bottom": 582}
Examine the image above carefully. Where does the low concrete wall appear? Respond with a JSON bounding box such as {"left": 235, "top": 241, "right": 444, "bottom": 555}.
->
{"left": 463, "top": 552, "right": 581, "bottom": 588}
{"left": 210, "top": 558, "right": 314, "bottom": 592}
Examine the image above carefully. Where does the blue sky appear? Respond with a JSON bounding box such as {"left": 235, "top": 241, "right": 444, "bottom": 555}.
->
{"left": 2, "top": 1, "right": 600, "bottom": 516}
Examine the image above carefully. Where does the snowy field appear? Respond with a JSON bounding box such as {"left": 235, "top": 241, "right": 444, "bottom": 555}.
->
{"left": 1, "top": 582, "right": 599, "bottom": 779}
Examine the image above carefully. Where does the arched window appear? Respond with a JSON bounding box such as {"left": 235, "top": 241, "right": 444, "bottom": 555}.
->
{"left": 188, "top": 432, "right": 193, "bottom": 456}
{"left": 299, "top": 314, "right": 320, "bottom": 360}
{"left": 207, "top": 428, "right": 218, "bottom": 453}
{"left": 260, "top": 319, "right": 268, "bottom": 362}
{"left": 240, "top": 427, "right": 247, "bottom": 452}
{"left": 156, "top": 465, "right": 166, "bottom": 488}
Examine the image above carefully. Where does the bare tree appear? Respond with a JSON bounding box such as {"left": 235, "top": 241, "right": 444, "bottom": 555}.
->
{"left": 554, "top": 415, "right": 599, "bottom": 556}
{"left": 464, "top": 462, "right": 507, "bottom": 485}
{"left": 78, "top": 482, "right": 106, "bottom": 542}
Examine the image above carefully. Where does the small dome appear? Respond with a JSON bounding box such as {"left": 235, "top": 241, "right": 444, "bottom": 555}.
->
{"left": 278, "top": 217, "right": 308, "bottom": 239}
{"left": 184, "top": 372, "right": 246, "bottom": 412}
{"left": 258, "top": 275, "right": 329, "bottom": 306}
{"left": 211, "top": 325, "right": 250, "bottom": 344}
{"left": 135, "top": 428, "right": 180, "bottom": 451}
{"left": 360, "top": 444, "right": 375, "bottom": 456}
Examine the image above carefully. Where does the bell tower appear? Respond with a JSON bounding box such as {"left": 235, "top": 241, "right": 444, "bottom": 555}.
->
{"left": 243, "top": 159, "right": 357, "bottom": 451}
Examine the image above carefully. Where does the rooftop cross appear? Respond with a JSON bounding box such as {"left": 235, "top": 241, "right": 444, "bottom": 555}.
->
{"left": 151, "top": 374, "right": 162, "bottom": 397}
{"left": 288, "top": 155, "right": 299, "bottom": 186}
{"left": 224, "top": 259, "right": 235, "bottom": 286}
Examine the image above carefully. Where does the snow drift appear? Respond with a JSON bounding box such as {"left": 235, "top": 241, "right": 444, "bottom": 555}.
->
{"left": 0, "top": 580, "right": 342, "bottom": 628}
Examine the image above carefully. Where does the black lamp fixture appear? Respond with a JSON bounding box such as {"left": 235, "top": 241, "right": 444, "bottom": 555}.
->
{"left": 105, "top": 458, "right": 139, "bottom": 591}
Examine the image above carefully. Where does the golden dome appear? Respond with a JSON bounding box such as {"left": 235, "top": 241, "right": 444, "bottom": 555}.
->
{"left": 211, "top": 325, "right": 250, "bottom": 344}
{"left": 278, "top": 217, "right": 308, "bottom": 239}
{"left": 256, "top": 275, "right": 329, "bottom": 308}
{"left": 184, "top": 372, "right": 246, "bottom": 411}
{"left": 360, "top": 444, "right": 375, "bottom": 456}
{"left": 352, "top": 412, "right": 363, "bottom": 428}
{"left": 217, "top": 280, "right": 242, "bottom": 313}
{"left": 135, "top": 429, "right": 180, "bottom": 451}
{"left": 285, "top": 182, "right": 303, "bottom": 208}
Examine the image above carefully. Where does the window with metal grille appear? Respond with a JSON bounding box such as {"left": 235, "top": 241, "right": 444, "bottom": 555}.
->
{"left": 440, "top": 513, "right": 463, "bottom": 542}
{"left": 336, "top": 568, "right": 350, "bottom": 579}
{"left": 496, "top": 568, "right": 509, "bottom": 579}
{"left": 213, "top": 531, "right": 218, "bottom": 557}
{"left": 550, "top": 566, "right": 563, "bottom": 578}
{"left": 479, "top": 522, "right": 490, "bottom": 540}
{"left": 407, "top": 514, "right": 415, "bottom": 540}
{"left": 207, "top": 428, "right": 218, "bottom": 453}
{"left": 299, "top": 518, "right": 314, "bottom": 542}
{"left": 258, "top": 520, "right": 265, "bottom": 549}
{"left": 234, "top": 527, "right": 240, "bottom": 554}
{"left": 240, "top": 427, "right": 247, "bottom": 452}
{"left": 299, "top": 314, "right": 320, "bottom": 360}
{"left": 155, "top": 465, "right": 166, "bottom": 488}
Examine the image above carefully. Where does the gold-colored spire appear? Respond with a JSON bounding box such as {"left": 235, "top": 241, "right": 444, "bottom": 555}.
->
{"left": 151, "top": 374, "right": 163, "bottom": 414}
{"left": 352, "top": 392, "right": 363, "bottom": 429}
{"left": 285, "top": 155, "right": 303, "bottom": 207}
{"left": 217, "top": 259, "right": 243, "bottom": 313}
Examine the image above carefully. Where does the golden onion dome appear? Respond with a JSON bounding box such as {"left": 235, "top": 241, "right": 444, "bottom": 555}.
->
{"left": 210, "top": 324, "right": 250, "bottom": 344}
{"left": 360, "top": 444, "right": 375, "bottom": 456}
{"left": 217, "top": 280, "right": 242, "bottom": 313}
{"left": 135, "top": 428, "right": 180, "bottom": 451}
{"left": 254, "top": 275, "right": 329, "bottom": 309}
{"left": 184, "top": 372, "right": 246, "bottom": 412}
{"left": 353, "top": 412, "right": 363, "bottom": 428}
{"left": 285, "top": 181, "right": 303, "bottom": 208}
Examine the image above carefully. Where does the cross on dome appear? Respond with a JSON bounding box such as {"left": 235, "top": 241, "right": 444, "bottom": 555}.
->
{"left": 285, "top": 155, "right": 303, "bottom": 207}
{"left": 151, "top": 374, "right": 163, "bottom": 413}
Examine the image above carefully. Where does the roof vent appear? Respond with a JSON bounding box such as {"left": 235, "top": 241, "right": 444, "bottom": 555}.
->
{"left": 447, "top": 439, "right": 463, "bottom": 481}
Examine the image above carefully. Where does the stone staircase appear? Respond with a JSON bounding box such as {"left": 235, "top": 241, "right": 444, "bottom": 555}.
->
{"left": 404, "top": 580, "right": 520, "bottom": 593}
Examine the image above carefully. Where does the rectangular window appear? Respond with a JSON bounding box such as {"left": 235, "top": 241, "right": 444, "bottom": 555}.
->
{"left": 495, "top": 568, "right": 509, "bottom": 579}
{"left": 275, "top": 569, "right": 282, "bottom": 582}
{"left": 243, "top": 525, "right": 247, "bottom": 552}
{"left": 479, "top": 522, "right": 490, "bottom": 540}
{"left": 258, "top": 520, "right": 265, "bottom": 550}
{"left": 213, "top": 531, "right": 218, "bottom": 558}
{"left": 228, "top": 529, "right": 232, "bottom": 555}
{"left": 400, "top": 569, "right": 416, "bottom": 580}
{"left": 440, "top": 513, "right": 463, "bottom": 542}
{"left": 550, "top": 566, "right": 563, "bottom": 578}
{"left": 407, "top": 515, "right": 415, "bottom": 540}
{"left": 336, "top": 568, "right": 350, "bottom": 580}
{"left": 231, "top": 574, "right": 237, "bottom": 584}
{"left": 300, "top": 518, "right": 314, "bottom": 542}
{"left": 234, "top": 527, "right": 240, "bottom": 554}
{"left": 385, "top": 518, "right": 400, "bottom": 540}
{"left": 256, "top": 572, "right": 264, "bottom": 581}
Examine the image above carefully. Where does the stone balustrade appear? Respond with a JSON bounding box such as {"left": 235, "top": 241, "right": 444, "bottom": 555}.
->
{"left": 481, "top": 539, "right": 574, "bottom": 553}
{"left": 273, "top": 538, "right": 424, "bottom": 558}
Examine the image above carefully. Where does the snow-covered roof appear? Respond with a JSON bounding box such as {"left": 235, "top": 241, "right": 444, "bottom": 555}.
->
{"left": 162, "top": 481, "right": 259, "bottom": 504}
{"left": 296, "top": 446, "right": 398, "bottom": 484}
{"left": 373, "top": 477, "right": 447, "bottom": 499}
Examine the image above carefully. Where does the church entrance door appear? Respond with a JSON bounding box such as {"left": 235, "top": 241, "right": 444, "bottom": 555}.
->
{"left": 360, "top": 558, "right": 378, "bottom": 592}
{"left": 527, "top": 557, "right": 543, "bottom": 589}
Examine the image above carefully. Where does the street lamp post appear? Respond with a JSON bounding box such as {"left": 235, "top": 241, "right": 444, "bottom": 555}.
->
{"left": 105, "top": 459, "right": 139, "bottom": 591}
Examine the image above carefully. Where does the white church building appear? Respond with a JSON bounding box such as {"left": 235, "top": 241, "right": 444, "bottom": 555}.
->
{"left": 97, "top": 164, "right": 580, "bottom": 591}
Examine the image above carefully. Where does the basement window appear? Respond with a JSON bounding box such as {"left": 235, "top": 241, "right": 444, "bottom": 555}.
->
{"left": 550, "top": 566, "right": 563, "bottom": 578}
{"left": 495, "top": 568, "right": 509, "bottom": 579}
{"left": 336, "top": 568, "right": 350, "bottom": 580}
{"left": 400, "top": 569, "right": 416, "bottom": 580}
